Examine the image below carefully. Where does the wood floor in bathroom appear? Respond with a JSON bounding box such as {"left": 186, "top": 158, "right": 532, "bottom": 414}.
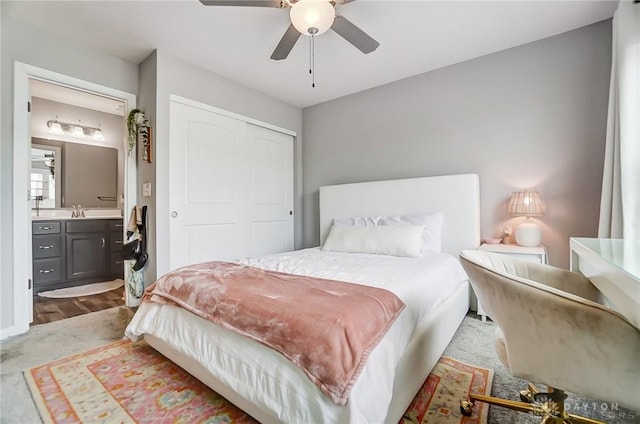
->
{"left": 31, "top": 288, "right": 125, "bottom": 326}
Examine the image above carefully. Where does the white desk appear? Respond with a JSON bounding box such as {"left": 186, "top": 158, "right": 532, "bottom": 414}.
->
{"left": 570, "top": 238, "right": 640, "bottom": 329}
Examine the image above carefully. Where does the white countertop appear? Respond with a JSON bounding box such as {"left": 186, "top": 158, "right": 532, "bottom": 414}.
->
{"left": 32, "top": 216, "right": 123, "bottom": 221}
{"left": 32, "top": 209, "right": 123, "bottom": 221}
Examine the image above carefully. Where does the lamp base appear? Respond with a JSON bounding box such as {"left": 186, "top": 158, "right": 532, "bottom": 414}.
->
{"left": 515, "top": 220, "right": 541, "bottom": 247}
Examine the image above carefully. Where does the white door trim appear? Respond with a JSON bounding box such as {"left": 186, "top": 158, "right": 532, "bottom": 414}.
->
{"left": 169, "top": 95, "right": 297, "bottom": 137}
{"left": 5, "top": 62, "right": 137, "bottom": 339}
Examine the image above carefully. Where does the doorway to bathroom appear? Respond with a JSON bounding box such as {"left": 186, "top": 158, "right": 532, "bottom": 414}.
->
{"left": 10, "top": 63, "right": 138, "bottom": 336}
{"left": 29, "top": 79, "right": 127, "bottom": 325}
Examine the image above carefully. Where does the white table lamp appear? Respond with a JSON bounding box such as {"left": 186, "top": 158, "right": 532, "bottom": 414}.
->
{"left": 508, "top": 191, "right": 545, "bottom": 247}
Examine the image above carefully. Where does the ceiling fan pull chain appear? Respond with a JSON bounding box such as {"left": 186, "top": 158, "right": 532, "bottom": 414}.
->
{"left": 310, "top": 34, "right": 316, "bottom": 88}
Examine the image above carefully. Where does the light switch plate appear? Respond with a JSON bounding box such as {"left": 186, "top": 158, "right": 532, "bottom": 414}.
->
{"left": 142, "top": 182, "right": 152, "bottom": 197}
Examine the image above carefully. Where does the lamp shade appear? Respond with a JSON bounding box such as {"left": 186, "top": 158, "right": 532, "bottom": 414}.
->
{"left": 290, "top": 0, "right": 335, "bottom": 36}
{"left": 508, "top": 191, "right": 544, "bottom": 217}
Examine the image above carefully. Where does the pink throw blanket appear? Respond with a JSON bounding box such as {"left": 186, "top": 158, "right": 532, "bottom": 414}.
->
{"left": 144, "top": 261, "right": 405, "bottom": 405}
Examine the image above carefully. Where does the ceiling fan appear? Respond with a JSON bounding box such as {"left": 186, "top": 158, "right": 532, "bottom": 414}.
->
{"left": 199, "top": 0, "right": 380, "bottom": 61}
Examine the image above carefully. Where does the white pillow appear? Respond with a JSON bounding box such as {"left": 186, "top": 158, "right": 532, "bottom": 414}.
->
{"left": 333, "top": 212, "right": 444, "bottom": 253}
{"left": 321, "top": 224, "right": 425, "bottom": 257}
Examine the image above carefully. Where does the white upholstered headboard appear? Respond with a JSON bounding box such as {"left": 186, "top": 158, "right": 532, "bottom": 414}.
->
{"left": 319, "top": 174, "right": 481, "bottom": 257}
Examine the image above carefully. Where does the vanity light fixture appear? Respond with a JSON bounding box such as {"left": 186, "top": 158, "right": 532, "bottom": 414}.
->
{"left": 47, "top": 119, "right": 106, "bottom": 141}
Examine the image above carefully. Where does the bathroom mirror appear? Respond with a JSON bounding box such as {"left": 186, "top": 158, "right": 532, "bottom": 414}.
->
{"left": 31, "top": 139, "right": 118, "bottom": 209}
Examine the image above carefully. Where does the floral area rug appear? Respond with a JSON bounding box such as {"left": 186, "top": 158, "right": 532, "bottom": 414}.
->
{"left": 401, "top": 356, "right": 493, "bottom": 424}
{"left": 26, "top": 340, "right": 492, "bottom": 424}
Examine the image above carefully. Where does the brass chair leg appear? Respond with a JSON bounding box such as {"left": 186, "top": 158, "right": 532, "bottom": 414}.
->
{"left": 520, "top": 382, "right": 539, "bottom": 403}
{"left": 468, "top": 393, "right": 540, "bottom": 414}
{"left": 460, "top": 384, "right": 608, "bottom": 424}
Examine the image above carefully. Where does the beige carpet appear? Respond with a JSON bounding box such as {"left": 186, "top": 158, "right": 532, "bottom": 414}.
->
{"left": 37, "top": 279, "right": 124, "bottom": 298}
{"left": 1, "top": 310, "right": 635, "bottom": 424}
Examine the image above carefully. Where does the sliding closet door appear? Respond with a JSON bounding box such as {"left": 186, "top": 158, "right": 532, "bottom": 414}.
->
{"left": 246, "top": 124, "right": 294, "bottom": 257}
{"left": 169, "top": 100, "right": 293, "bottom": 271}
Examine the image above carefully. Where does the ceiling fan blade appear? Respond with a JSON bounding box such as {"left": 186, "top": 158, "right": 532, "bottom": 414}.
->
{"left": 331, "top": 15, "right": 379, "bottom": 54}
{"left": 270, "top": 24, "right": 301, "bottom": 60}
{"left": 199, "top": 0, "right": 285, "bottom": 8}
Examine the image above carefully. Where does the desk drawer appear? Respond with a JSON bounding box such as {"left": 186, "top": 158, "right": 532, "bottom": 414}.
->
{"left": 33, "top": 257, "right": 63, "bottom": 285}
{"left": 32, "top": 221, "right": 61, "bottom": 235}
{"left": 33, "top": 235, "right": 62, "bottom": 259}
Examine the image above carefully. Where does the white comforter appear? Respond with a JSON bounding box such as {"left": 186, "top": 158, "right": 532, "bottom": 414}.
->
{"left": 125, "top": 248, "right": 468, "bottom": 423}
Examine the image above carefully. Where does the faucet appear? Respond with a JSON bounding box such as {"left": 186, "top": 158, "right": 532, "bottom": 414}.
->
{"left": 34, "top": 195, "right": 43, "bottom": 217}
{"left": 71, "top": 205, "right": 86, "bottom": 218}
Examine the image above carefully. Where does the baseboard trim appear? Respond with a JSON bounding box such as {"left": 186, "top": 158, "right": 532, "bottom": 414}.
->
{"left": 1, "top": 322, "right": 28, "bottom": 340}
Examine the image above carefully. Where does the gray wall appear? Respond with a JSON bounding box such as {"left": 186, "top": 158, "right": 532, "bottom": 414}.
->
{"left": 137, "top": 51, "right": 158, "bottom": 284}
{"left": 302, "top": 20, "right": 612, "bottom": 269}
{"left": 0, "top": 15, "right": 138, "bottom": 332}
{"left": 142, "top": 50, "right": 303, "bottom": 282}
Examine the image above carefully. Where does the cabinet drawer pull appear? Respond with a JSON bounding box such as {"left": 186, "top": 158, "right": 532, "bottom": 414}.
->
{"left": 115, "top": 261, "right": 124, "bottom": 264}
{"left": 39, "top": 226, "right": 53, "bottom": 230}
{"left": 114, "top": 224, "right": 124, "bottom": 228}
{"left": 39, "top": 269, "right": 55, "bottom": 274}
{"left": 38, "top": 245, "right": 55, "bottom": 249}
{"left": 101, "top": 237, "right": 106, "bottom": 248}
{"left": 115, "top": 240, "right": 123, "bottom": 244}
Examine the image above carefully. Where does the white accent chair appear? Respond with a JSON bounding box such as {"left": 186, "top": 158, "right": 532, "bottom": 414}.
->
{"left": 459, "top": 249, "right": 640, "bottom": 423}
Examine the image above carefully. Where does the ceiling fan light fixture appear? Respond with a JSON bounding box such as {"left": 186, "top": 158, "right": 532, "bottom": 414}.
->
{"left": 290, "top": 0, "right": 335, "bottom": 36}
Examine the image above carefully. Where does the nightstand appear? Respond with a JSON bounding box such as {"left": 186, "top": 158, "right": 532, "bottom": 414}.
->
{"left": 474, "top": 243, "right": 547, "bottom": 321}
{"left": 478, "top": 243, "right": 547, "bottom": 264}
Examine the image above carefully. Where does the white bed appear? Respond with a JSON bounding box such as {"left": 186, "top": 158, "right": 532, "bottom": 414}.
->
{"left": 125, "top": 173, "right": 481, "bottom": 423}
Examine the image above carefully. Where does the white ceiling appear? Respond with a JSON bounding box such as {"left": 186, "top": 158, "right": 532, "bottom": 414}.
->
{"left": 4, "top": 0, "right": 617, "bottom": 108}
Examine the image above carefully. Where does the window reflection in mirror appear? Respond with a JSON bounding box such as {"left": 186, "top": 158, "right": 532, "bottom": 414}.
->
{"left": 31, "top": 144, "right": 61, "bottom": 209}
